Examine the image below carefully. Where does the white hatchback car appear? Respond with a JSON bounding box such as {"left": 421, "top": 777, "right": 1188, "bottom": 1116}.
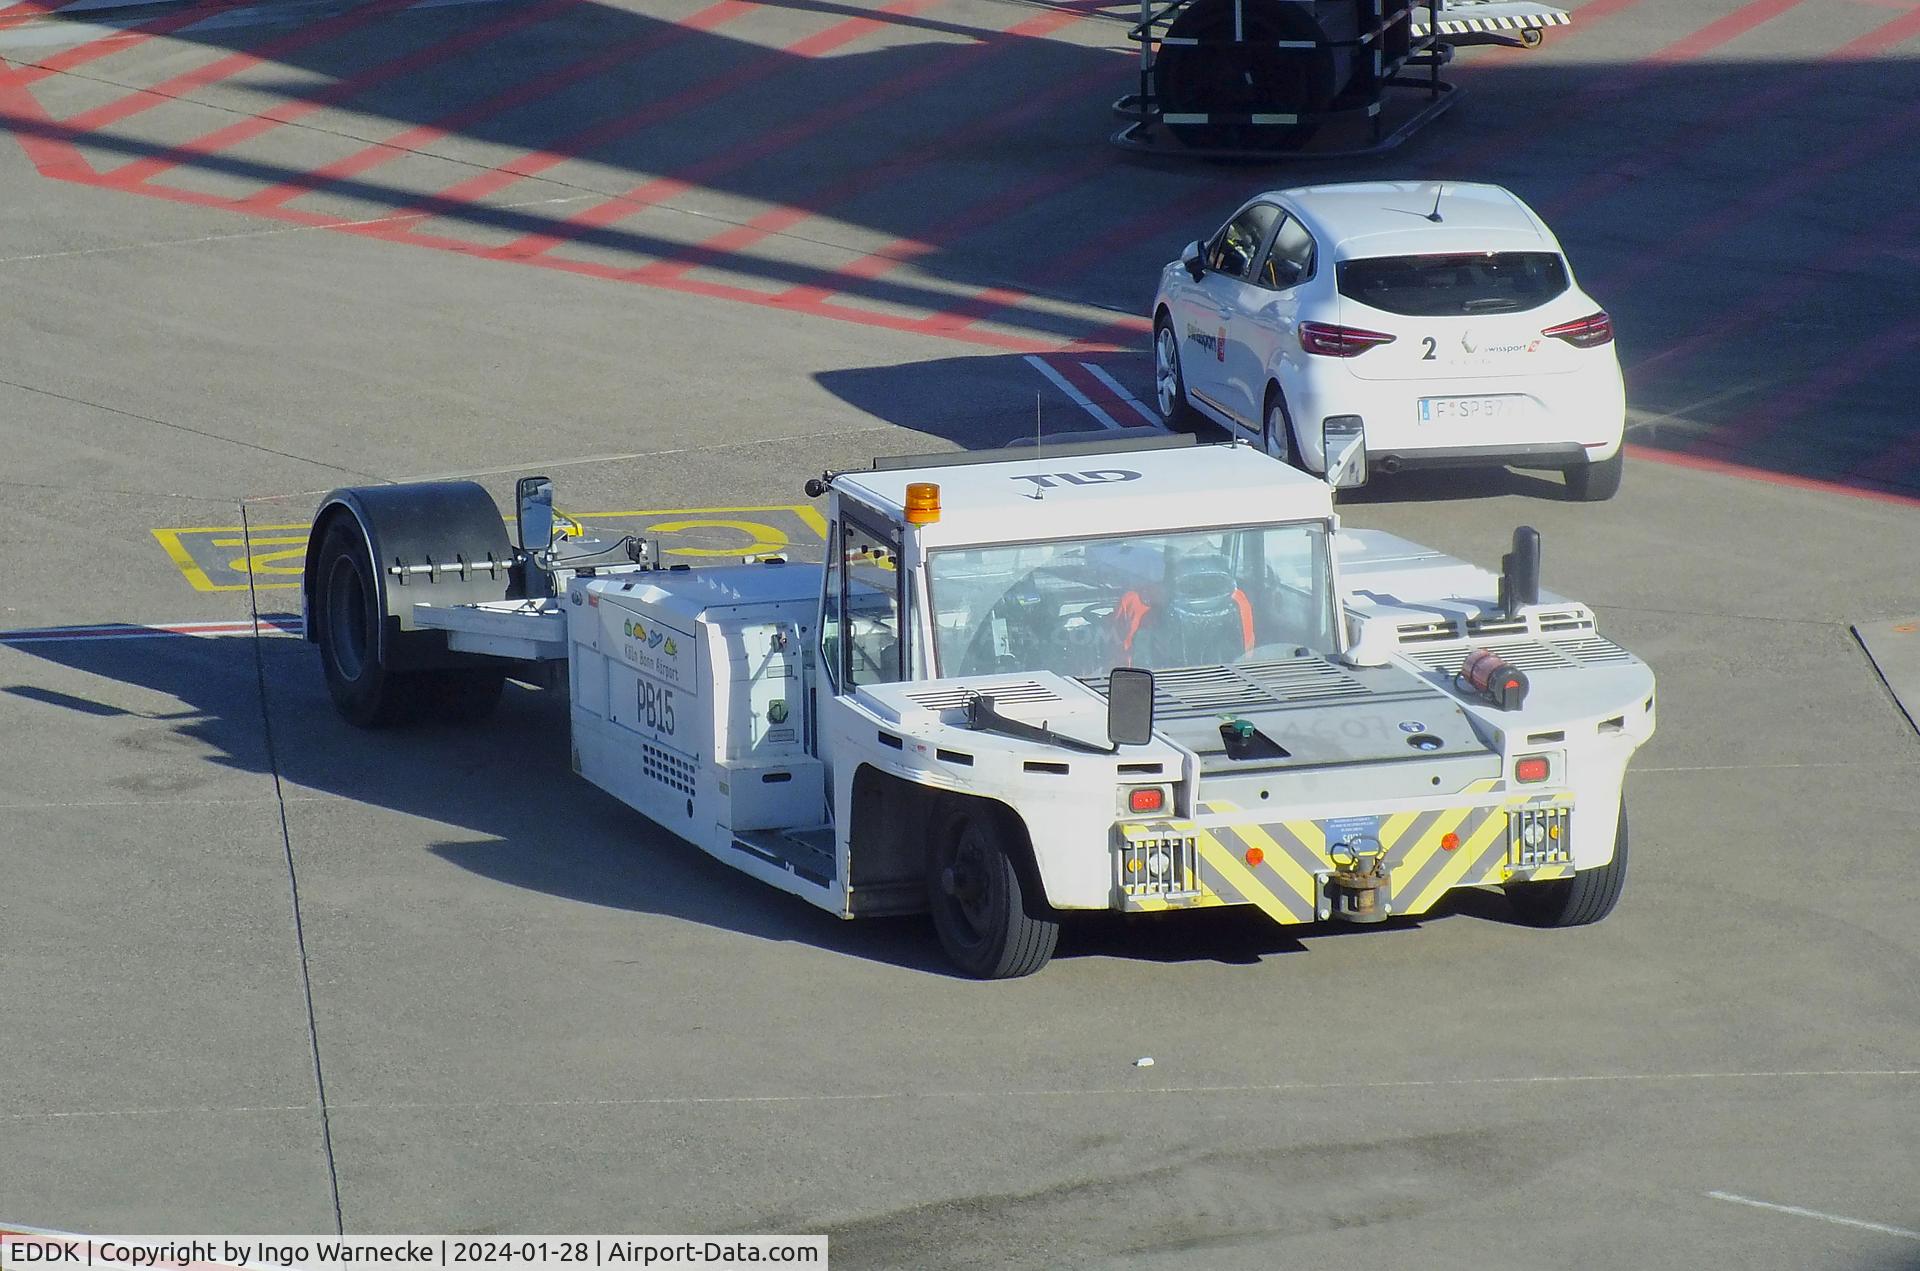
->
{"left": 1152, "top": 181, "right": 1627, "bottom": 500}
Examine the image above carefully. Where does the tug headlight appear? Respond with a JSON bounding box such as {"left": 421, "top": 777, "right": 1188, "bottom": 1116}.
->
{"left": 1146, "top": 849, "right": 1172, "bottom": 879}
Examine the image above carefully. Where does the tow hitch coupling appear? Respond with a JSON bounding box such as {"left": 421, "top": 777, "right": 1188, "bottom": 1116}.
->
{"left": 1323, "top": 844, "right": 1392, "bottom": 924}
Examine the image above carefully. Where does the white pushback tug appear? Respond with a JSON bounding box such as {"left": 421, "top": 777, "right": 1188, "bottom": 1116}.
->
{"left": 303, "top": 433, "right": 1653, "bottom": 977}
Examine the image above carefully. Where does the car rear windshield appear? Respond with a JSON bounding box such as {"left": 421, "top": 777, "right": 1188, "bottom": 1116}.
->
{"left": 1337, "top": 252, "right": 1570, "bottom": 317}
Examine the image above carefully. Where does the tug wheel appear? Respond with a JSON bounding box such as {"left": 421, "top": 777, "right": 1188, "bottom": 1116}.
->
{"left": 1506, "top": 800, "right": 1629, "bottom": 927}
{"left": 929, "top": 808, "right": 1059, "bottom": 979}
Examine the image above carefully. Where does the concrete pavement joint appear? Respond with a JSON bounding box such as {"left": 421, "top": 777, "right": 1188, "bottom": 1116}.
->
{"left": 0, "top": 475, "right": 241, "bottom": 502}
{"left": 1636, "top": 761, "right": 1920, "bottom": 773}
{"left": 0, "top": 195, "right": 599, "bottom": 266}
{"left": 0, "top": 796, "right": 317, "bottom": 810}
{"left": 1595, "top": 603, "right": 1855, "bottom": 629}
{"left": 241, "top": 506, "right": 344, "bottom": 1235}
{"left": 0, "top": 375, "right": 383, "bottom": 482}
{"left": 291, "top": 422, "right": 903, "bottom": 492}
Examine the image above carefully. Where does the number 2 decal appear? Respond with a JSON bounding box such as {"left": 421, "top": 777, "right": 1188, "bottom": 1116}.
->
{"left": 1421, "top": 336, "right": 1437, "bottom": 361}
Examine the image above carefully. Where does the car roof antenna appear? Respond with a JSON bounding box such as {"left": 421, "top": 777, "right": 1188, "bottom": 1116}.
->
{"left": 1426, "top": 184, "right": 1444, "bottom": 223}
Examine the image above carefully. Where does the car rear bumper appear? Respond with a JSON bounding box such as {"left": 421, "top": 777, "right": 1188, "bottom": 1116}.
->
{"left": 1368, "top": 441, "right": 1596, "bottom": 473}
{"left": 1286, "top": 360, "right": 1626, "bottom": 472}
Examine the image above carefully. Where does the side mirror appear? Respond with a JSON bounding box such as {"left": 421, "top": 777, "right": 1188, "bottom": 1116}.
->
{"left": 1181, "top": 240, "right": 1206, "bottom": 282}
{"left": 1339, "top": 613, "right": 1396, "bottom": 668}
{"left": 1322, "top": 416, "right": 1368, "bottom": 489}
{"left": 1499, "top": 526, "right": 1542, "bottom": 616}
{"left": 1107, "top": 667, "right": 1156, "bottom": 746}
{"left": 515, "top": 475, "right": 556, "bottom": 552}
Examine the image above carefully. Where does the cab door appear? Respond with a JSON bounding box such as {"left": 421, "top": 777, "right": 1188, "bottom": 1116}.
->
{"left": 813, "top": 510, "right": 908, "bottom": 813}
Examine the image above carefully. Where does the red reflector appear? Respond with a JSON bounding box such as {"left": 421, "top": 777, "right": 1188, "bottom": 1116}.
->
{"left": 1128, "top": 788, "right": 1164, "bottom": 813}
{"left": 1245, "top": 846, "right": 1264, "bottom": 867}
{"left": 1440, "top": 832, "right": 1460, "bottom": 851}
{"left": 1541, "top": 310, "right": 1614, "bottom": 349}
{"left": 1515, "top": 756, "right": 1551, "bottom": 783}
{"left": 1300, "top": 321, "right": 1397, "bottom": 358}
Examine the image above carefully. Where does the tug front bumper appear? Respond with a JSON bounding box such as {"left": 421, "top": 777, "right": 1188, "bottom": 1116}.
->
{"left": 1115, "top": 789, "right": 1576, "bottom": 923}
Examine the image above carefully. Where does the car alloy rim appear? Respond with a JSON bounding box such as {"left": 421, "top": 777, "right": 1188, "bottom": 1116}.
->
{"left": 1155, "top": 327, "right": 1180, "bottom": 416}
{"left": 1266, "top": 402, "right": 1290, "bottom": 464}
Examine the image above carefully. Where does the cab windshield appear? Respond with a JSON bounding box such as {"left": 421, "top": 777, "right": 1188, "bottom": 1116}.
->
{"left": 927, "top": 522, "right": 1337, "bottom": 679}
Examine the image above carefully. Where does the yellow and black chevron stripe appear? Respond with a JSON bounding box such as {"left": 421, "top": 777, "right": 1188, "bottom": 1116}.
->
{"left": 1117, "top": 783, "right": 1575, "bottom": 923}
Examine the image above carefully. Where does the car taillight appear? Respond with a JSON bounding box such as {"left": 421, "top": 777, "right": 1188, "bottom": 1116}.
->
{"left": 1127, "top": 787, "right": 1165, "bottom": 814}
{"left": 1300, "top": 322, "right": 1397, "bottom": 357}
{"left": 1515, "top": 755, "right": 1551, "bottom": 783}
{"left": 1541, "top": 311, "right": 1613, "bottom": 348}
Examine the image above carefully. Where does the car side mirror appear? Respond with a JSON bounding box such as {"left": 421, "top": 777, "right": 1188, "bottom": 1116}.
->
{"left": 1107, "top": 667, "right": 1156, "bottom": 746}
{"left": 515, "top": 475, "right": 556, "bottom": 552}
{"left": 1182, "top": 240, "right": 1205, "bottom": 282}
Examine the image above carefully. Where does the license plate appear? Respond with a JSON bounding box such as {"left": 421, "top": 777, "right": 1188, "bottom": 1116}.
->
{"left": 1418, "top": 395, "right": 1528, "bottom": 422}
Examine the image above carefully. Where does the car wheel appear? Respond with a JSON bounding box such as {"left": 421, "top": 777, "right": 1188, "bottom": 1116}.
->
{"left": 1262, "top": 388, "right": 1303, "bottom": 470}
{"left": 1565, "top": 451, "right": 1624, "bottom": 502}
{"left": 928, "top": 809, "right": 1059, "bottom": 979}
{"left": 1505, "top": 800, "right": 1628, "bottom": 928}
{"left": 1153, "top": 318, "right": 1201, "bottom": 433}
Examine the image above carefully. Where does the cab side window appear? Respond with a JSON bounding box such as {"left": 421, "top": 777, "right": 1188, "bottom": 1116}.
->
{"left": 841, "top": 519, "right": 905, "bottom": 689}
{"left": 819, "top": 521, "right": 843, "bottom": 692}
{"left": 1258, "top": 214, "right": 1316, "bottom": 290}
{"left": 1208, "top": 204, "right": 1280, "bottom": 280}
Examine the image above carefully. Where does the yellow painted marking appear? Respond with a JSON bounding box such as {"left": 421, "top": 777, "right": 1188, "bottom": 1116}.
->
{"left": 1390, "top": 784, "right": 1500, "bottom": 899}
{"left": 1459, "top": 825, "right": 1516, "bottom": 886}
{"left": 1377, "top": 808, "right": 1421, "bottom": 849}
{"left": 1406, "top": 811, "right": 1510, "bottom": 916}
{"left": 1395, "top": 806, "right": 1477, "bottom": 879}
{"left": 1194, "top": 832, "right": 1300, "bottom": 925}
{"left": 1284, "top": 818, "right": 1327, "bottom": 856}
{"left": 1228, "top": 821, "right": 1320, "bottom": 908}
{"left": 646, "top": 518, "right": 791, "bottom": 558}
{"left": 152, "top": 504, "right": 826, "bottom": 593}
{"left": 213, "top": 534, "right": 309, "bottom": 578}
{"left": 578, "top": 504, "right": 829, "bottom": 538}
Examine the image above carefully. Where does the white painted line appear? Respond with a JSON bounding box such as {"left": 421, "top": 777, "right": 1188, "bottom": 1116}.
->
{"left": 7, "top": 1067, "right": 1916, "bottom": 1123}
{"left": 0, "top": 618, "right": 302, "bottom": 645}
{"left": 1707, "top": 1191, "right": 1920, "bottom": 1241}
{"left": 1024, "top": 354, "right": 1121, "bottom": 431}
{"left": 1079, "top": 361, "right": 1161, "bottom": 428}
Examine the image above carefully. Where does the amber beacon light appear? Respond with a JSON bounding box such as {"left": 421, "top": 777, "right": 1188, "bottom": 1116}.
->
{"left": 905, "top": 482, "right": 941, "bottom": 524}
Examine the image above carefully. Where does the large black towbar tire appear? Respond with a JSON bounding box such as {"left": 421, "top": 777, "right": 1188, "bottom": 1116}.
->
{"left": 305, "top": 481, "right": 515, "bottom": 728}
